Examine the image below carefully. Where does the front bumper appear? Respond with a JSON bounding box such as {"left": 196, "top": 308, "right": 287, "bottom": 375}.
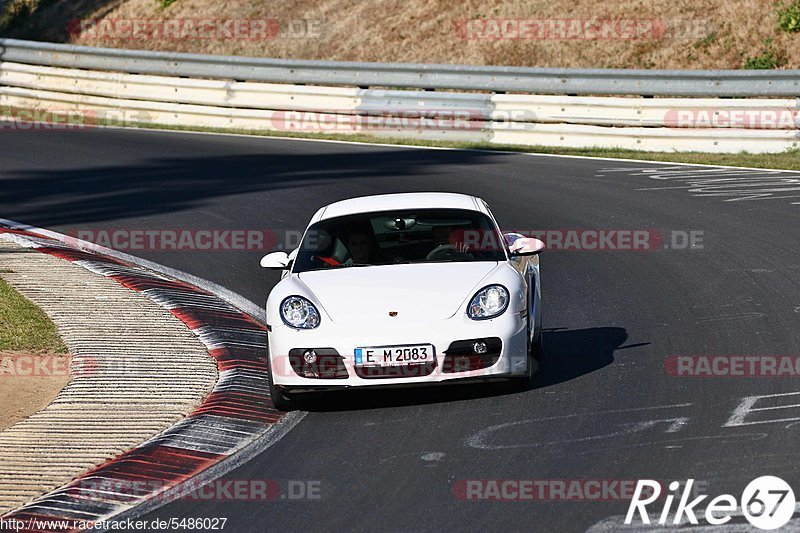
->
{"left": 268, "top": 311, "right": 530, "bottom": 388}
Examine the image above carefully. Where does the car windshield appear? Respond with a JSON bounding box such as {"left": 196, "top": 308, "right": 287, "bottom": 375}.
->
{"left": 292, "top": 208, "right": 506, "bottom": 273}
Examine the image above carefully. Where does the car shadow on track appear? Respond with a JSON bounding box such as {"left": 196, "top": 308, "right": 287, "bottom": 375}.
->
{"left": 532, "top": 326, "right": 630, "bottom": 389}
{"left": 297, "top": 326, "right": 629, "bottom": 412}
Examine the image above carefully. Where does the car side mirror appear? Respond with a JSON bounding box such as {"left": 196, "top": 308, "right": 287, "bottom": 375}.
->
{"left": 260, "top": 251, "right": 291, "bottom": 270}
{"left": 507, "top": 236, "right": 545, "bottom": 257}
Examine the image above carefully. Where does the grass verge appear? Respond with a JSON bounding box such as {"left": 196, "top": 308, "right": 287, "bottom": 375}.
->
{"left": 0, "top": 273, "right": 69, "bottom": 431}
{"left": 0, "top": 277, "right": 67, "bottom": 353}
{"left": 3, "top": 106, "right": 799, "bottom": 170}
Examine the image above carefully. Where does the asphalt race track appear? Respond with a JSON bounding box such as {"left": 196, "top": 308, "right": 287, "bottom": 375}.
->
{"left": 2, "top": 126, "right": 800, "bottom": 532}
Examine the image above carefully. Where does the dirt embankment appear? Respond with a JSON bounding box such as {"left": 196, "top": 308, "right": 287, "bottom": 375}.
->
{"left": 0, "top": 268, "right": 69, "bottom": 432}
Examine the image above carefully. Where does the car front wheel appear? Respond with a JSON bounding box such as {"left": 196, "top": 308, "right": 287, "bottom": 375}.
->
{"left": 267, "top": 362, "right": 295, "bottom": 412}
{"left": 513, "top": 317, "right": 540, "bottom": 389}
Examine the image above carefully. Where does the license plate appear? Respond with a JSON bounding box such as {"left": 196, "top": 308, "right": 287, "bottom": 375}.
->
{"left": 354, "top": 344, "right": 435, "bottom": 367}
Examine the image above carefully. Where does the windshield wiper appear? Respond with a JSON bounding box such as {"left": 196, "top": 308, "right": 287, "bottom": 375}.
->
{"left": 331, "top": 262, "right": 372, "bottom": 268}
{"left": 391, "top": 258, "right": 467, "bottom": 264}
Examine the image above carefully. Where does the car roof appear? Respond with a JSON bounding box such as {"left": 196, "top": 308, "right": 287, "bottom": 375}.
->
{"left": 313, "top": 192, "right": 487, "bottom": 222}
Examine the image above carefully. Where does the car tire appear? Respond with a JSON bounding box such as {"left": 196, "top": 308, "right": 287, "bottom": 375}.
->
{"left": 512, "top": 316, "right": 539, "bottom": 390}
{"left": 267, "top": 362, "right": 295, "bottom": 412}
{"left": 531, "top": 331, "right": 544, "bottom": 362}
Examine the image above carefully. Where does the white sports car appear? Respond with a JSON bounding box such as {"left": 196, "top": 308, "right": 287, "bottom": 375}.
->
{"left": 260, "top": 192, "right": 544, "bottom": 410}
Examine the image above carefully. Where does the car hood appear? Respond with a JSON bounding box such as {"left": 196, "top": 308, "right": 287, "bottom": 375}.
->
{"left": 297, "top": 262, "right": 499, "bottom": 323}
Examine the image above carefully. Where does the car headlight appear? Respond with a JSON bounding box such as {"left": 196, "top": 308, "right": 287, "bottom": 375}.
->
{"left": 467, "top": 284, "right": 509, "bottom": 320}
{"left": 280, "top": 295, "right": 321, "bottom": 329}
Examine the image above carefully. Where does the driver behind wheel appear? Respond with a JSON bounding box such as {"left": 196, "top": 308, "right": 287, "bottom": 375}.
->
{"left": 426, "top": 225, "right": 474, "bottom": 260}
{"left": 431, "top": 225, "right": 471, "bottom": 253}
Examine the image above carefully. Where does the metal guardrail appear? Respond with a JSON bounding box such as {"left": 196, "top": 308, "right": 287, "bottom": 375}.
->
{"left": 1, "top": 38, "right": 799, "bottom": 97}
{"left": 1, "top": 39, "right": 797, "bottom": 153}
{"left": 3, "top": 61, "right": 798, "bottom": 128}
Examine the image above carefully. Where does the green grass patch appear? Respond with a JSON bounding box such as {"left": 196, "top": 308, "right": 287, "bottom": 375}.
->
{"left": 743, "top": 39, "right": 787, "bottom": 69}
{"left": 778, "top": 0, "right": 800, "bottom": 32}
{"left": 744, "top": 51, "right": 784, "bottom": 69}
{"left": 0, "top": 277, "right": 67, "bottom": 353}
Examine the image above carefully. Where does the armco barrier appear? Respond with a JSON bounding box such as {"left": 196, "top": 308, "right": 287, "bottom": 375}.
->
{"left": 2, "top": 38, "right": 799, "bottom": 96}
{"left": 0, "top": 38, "right": 798, "bottom": 153}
